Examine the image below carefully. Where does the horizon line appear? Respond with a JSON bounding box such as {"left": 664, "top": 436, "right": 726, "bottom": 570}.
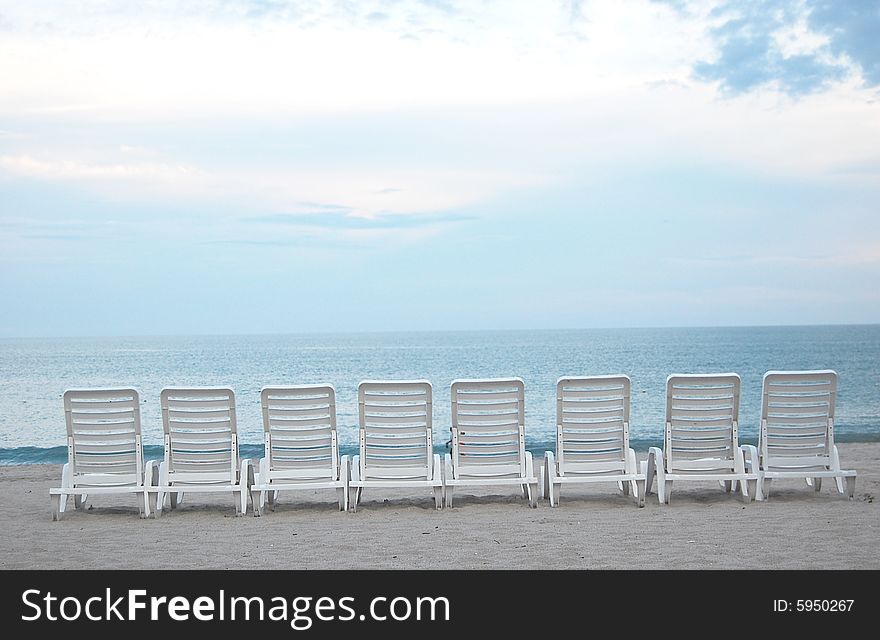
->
{"left": 1, "top": 322, "right": 878, "bottom": 341}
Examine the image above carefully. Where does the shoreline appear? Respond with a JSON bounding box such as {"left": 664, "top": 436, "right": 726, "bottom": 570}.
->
{"left": 3, "top": 434, "right": 880, "bottom": 466}
{"left": 1, "top": 443, "right": 877, "bottom": 570}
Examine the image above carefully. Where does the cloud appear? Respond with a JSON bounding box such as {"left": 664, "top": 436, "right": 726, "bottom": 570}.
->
{"left": 666, "top": 0, "right": 880, "bottom": 96}
{"left": 417, "top": 0, "right": 458, "bottom": 15}
{"left": 0, "top": 154, "right": 203, "bottom": 183}
{"left": 249, "top": 210, "right": 472, "bottom": 230}
{"left": 693, "top": 1, "right": 842, "bottom": 95}
{"left": 21, "top": 233, "right": 89, "bottom": 241}
{"left": 808, "top": 0, "right": 880, "bottom": 85}
{"left": 201, "top": 238, "right": 309, "bottom": 247}
{"left": 0, "top": 1, "right": 707, "bottom": 119}
{"left": 563, "top": 0, "right": 586, "bottom": 23}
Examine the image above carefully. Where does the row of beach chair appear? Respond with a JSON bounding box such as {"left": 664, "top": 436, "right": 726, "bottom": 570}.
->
{"left": 49, "top": 370, "right": 857, "bottom": 520}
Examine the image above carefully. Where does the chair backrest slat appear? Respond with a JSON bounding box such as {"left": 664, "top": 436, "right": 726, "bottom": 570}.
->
{"left": 358, "top": 380, "right": 432, "bottom": 479}
{"left": 556, "top": 376, "right": 630, "bottom": 473}
{"left": 160, "top": 387, "right": 238, "bottom": 482}
{"left": 761, "top": 370, "right": 836, "bottom": 465}
{"left": 451, "top": 378, "right": 526, "bottom": 475}
{"left": 665, "top": 374, "right": 740, "bottom": 472}
{"left": 64, "top": 388, "right": 143, "bottom": 484}
{"left": 261, "top": 385, "right": 338, "bottom": 478}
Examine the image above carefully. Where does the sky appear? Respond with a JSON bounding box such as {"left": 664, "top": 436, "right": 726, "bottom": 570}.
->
{"left": 0, "top": 0, "right": 878, "bottom": 337}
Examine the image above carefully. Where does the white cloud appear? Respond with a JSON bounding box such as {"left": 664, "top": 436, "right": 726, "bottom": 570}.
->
{"left": 0, "top": 1, "right": 714, "bottom": 119}
{"left": 0, "top": 151, "right": 551, "bottom": 218}
{"left": 0, "top": 154, "right": 202, "bottom": 182}
{"left": 0, "top": 0, "right": 877, "bottom": 216}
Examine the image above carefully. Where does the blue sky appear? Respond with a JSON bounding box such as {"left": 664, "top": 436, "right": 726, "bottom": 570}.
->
{"left": 0, "top": 0, "right": 878, "bottom": 336}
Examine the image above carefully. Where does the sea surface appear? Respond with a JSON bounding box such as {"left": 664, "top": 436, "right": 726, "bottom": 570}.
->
{"left": 1, "top": 326, "right": 878, "bottom": 464}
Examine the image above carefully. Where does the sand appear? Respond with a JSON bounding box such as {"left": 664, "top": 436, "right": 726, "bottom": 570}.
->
{"left": 0, "top": 443, "right": 877, "bottom": 570}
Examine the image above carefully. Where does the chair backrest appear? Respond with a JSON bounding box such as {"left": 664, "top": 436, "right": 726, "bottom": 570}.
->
{"left": 761, "top": 370, "right": 837, "bottom": 467}
{"left": 556, "top": 375, "right": 630, "bottom": 475}
{"left": 63, "top": 388, "right": 143, "bottom": 486}
{"left": 357, "top": 380, "right": 433, "bottom": 479}
{"left": 160, "top": 387, "right": 239, "bottom": 483}
{"left": 665, "top": 374, "right": 740, "bottom": 472}
{"left": 261, "top": 385, "right": 339, "bottom": 481}
{"left": 450, "top": 378, "right": 526, "bottom": 478}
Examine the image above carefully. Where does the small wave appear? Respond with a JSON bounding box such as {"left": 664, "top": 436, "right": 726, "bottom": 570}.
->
{"left": 112, "top": 349, "right": 165, "bottom": 353}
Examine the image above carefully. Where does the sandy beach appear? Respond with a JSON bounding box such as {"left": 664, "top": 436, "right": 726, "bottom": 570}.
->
{"left": 1, "top": 443, "right": 877, "bottom": 570}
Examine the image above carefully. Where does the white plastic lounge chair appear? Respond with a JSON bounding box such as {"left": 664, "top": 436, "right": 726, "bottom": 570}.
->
{"left": 444, "top": 378, "right": 539, "bottom": 508}
{"left": 349, "top": 380, "right": 443, "bottom": 511}
{"left": 146, "top": 387, "right": 252, "bottom": 516}
{"left": 251, "top": 385, "right": 350, "bottom": 515}
{"left": 543, "top": 376, "right": 646, "bottom": 507}
{"left": 645, "top": 374, "right": 758, "bottom": 504}
{"left": 50, "top": 388, "right": 149, "bottom": 520}
{"left": 753, "top": 370, "right": 856, "bottom": 500}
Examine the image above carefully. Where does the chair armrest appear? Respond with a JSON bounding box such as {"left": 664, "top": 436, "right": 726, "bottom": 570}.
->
{"left": 144, "top": 460, "right": 159, "bottom": 487}
{"left": 339, "top": 455, "right": 350, "bottom": 484}
{"left": 740, "top": 444, "right": 760, "bottom": 473}
{"left": 239, "top": 458, "right": 254, "bottom": 487}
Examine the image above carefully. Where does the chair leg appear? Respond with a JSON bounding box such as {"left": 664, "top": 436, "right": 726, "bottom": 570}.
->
{"left": 59, "top": 463, "right": 72, "bottom": 514}
{"left": 619, "top": 480, "right": 630, "bottom": 496}
{"left": 51, "top": 494, "right": 62, "bottom": 521}
{"left": 170, "top": 491, "right": 179, "bottom": 509}
{"left": 446, "top": 485, "right": 454, "bottom": 508}
{"left": 433, "top": 485, "right": 443, "bottom": 510}
{"left": 545, "top": 460, "right": 557, "bottom": 507}
{"left": 747, "top": 478, "right": 757, "bottom": 502}
{"left": 528, "top": 481, "right": 538, "bottom": 508}
{"left": 846, "top": 476, "right": 856, "bottom": 499}
{"left": 634, "top": 479, "right": 646, "bottom": 507}
{"left": 337, "top": 487, "right": 347, "bottom": 512}
{"left": 831, "top": 446, "right": 846, "bottom": 494}
{"left": 75, "top": 494, "right": 86, "bottom": 510}
{"left": 137, "top": 491, "right": 147, "bottom": 518}
{"left": 813, "top": 477, "right": 822, "bottom": 492}
{"left": 644, "top": 457, "right": 655, "bottom": 496}
{"left": 239, "top": 485, "right": 248, "bottom": 517}
{"left": 722, "top": 480, "right": 732, "bottom": 493}
{"left": 663, "top": 480, "right": 672, "bottom": 504}
{"left": 252, "top": 490, "right": 264, "bottom": 516}
{"left": 156, "top": 462, "right": 169, "bottom": 516}
{"left": 763, "top": 477, "right": 772, "bottom": 500}
{"left": 542, "top": 461, "right": 550, "bottom": 500}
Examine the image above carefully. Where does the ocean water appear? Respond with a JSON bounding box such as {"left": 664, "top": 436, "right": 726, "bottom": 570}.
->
{"left": 1, "top": 326, "right": 878, "bottom": 464}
